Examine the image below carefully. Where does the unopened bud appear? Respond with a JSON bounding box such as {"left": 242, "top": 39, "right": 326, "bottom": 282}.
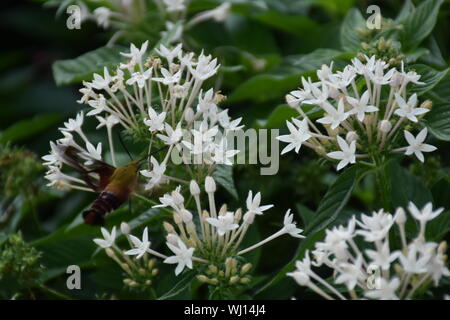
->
{"left": 379, "top": 120, "right": 392, "bottom": 133}
{"left": 163, "top": 221, "right": 176, "bottom": 233}
{"left": 120, "top": 222, "right": 130, "bottom": 235}
{"left": 438, "top": 241, "right": 447, "bottom": 254}
{"left": 234, "top": 208, "right": 242, "bottom": 222}
{"left": 148, "top": 259, "right": 157, "bottom": 270}
{"left": 205, "top": 176, "right": 216, "bottom": 193}
{"left": 145, "top": 280, "right": 152, "bottom": 286}
{"left": 346, "top": 131, "right": 358, "bottom": 143}
{"left": 173, "top": 212, "right": 182, "bottom": 224}
{"left": 394, "top": 207, "right": 406, "bottom": 225}
{"left": 139, "top": 268, "right": 146, "bottom": 276}
{"left": 105, "top": 248, "right": 115, "bottom": 258}
{"left": 239, "top": 277, "right": 251, "bottom": 284}
{"left": 197, "top": 275, "right": 209, "bottom": 283}
{"left": 219, "top": 204, "right": 227, "bottom": 216}
{"left": 243, "top": 211, "right": 255, "bottom": 224}
{"left": 166, "top": 233, "right": 179, "bottom": 246}
{"left": 420, "top": 100, "right": 432, "bottom": 110}
{"left": 123, "top": 278, "right": 133, "bottom": 286}
{"left": 152, "top": 269, "right": 159, "bottom": 276}
{"left": 208, "top": 265, "right": 218, "bottom": 274}
{"left": 184, "top": 108, "right": 195, "bottom": 123}
{"left": 209, "top": 278, "right": 219, "bottom": 285}
{"left": 240, "top": 263, "right": 252, "bottom": 275}
{"left": 189, "top": 180, "right": 200, "bottom": 196}
{"left": 180, "top": 209, "right": 193, "bottom": 223}
{"left": 229, "top": 276, "right": 240, "bottom": 285}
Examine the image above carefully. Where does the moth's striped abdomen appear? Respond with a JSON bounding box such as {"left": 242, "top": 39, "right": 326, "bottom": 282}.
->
{"left": 83, "top": 191, "right": 123, "bottom": 225}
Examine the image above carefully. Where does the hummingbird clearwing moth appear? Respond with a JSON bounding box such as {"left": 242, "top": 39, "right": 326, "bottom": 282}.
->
{"left": 56, "top": 145, "right": 143, "bottom": 225}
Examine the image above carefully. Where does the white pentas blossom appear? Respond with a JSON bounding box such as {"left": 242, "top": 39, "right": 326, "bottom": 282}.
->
{"left": 150, "top": 176, "right": 303, "bottom": 284}
{"left": 43, "top": 42, "right": 242, "bottom": 195}
{"left": 92, "top": 223, "right": 162, "bottom": 290}
{"left": 288, "top": 202, "right": 449, "bottom": 300}
{"left": 278, "top": 55, "right": 437, "bottom": 170}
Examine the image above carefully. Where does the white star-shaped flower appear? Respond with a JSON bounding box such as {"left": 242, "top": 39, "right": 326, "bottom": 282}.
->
{"left": 206, "top": 211, "right": 239, "bottom": 236}
{"left": 144, "top": 107, "right": 166, "bottom": 132}
{"left": 93, "top": 227, "right": 116, "bottom": 248}
{"left": 164, "top": 237, "right": 195, "bottom": 276}
{"left": 327, "top": 136, "right": 356, "bottom": 171}
{"left": 317, "top": 99, "right": 349, "bottom": 130}
{"left": 394, "top": 93, "right": 428, "bottom": 122}
{"left": 404, "top": 128, "right": 436, "bottom": 162}
{"left": 125, "top": 227, "right": 151, "bottom": 259}
{"left": 281, "top": 209, "right": 304, "bottom": 238}
{"left": 140, "top": 157, "right": 167, "bottom": 190}
{"left": 277, "top": 118, "right": 312, "bottom": 155}
{"left": 246, "top": 191, "right": 273, "bottom": 215}
{"left": 157, "top": 122, "right": 183, "bottom": 145}
{"left": 346, "top": 90, "right": 378, "bottom": 122}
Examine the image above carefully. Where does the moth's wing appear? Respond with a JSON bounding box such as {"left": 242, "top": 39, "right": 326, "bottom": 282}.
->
{"left": 56, "top": 145, "right": 115, "bottom": 192}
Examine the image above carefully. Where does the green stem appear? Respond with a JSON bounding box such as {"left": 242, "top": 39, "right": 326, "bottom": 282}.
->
{"left": 374, "top": 156, "right": 391, "bottom": 212}
{"left": 38, "top": 284, "right": 73, "bottom": 300}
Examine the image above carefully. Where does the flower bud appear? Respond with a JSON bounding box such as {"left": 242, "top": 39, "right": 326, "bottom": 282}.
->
{"left": 240, "top": 263, "right": 252, "bottom": 275}
{"left": 229, "top": 276, "right": 240, "bottom": 285}
{"left": 209, "top": 278, "right": 219, "bottom": 285}
{"left": 233, "top": 208, "right": 242, "bottom": 222}
{"left": 243, "top": 211, "right": 255, "bottom": 224}
{"left": 208, "top": 265, "right": 218, "bottom": 274}
{"left": 420, "top": 100, "right": 432, "bottom": 110}
{"left": 120, "top": 222, "right": 130, "bottom": 235}
{"left": 197, "top": 275, "right": 209, "bottom": 283}
{"left": 184, "top": 108, "right": 195, "bottom": 123}
{"left": 145, "top": 280, "right": 152, "bottom": 286}
{"left": 379, "top": 120, "right": 392, "bottom": 133}
{"left": 219, "top": 204, "right": 227, "bottom": 216}
{"left": 180, "top": 209, "right": 193, "bottom": 223}
{"left": 139, "top": 268, "right": 146, "bottom": 276}
{"left": 394, "top": 207, "right": 406, "bottom": 225}
{"left": 173, "top": 212, "right": 182, "bottom": 224}
{"left": 239, "top": 277, "right": 251, "bottom": 284}
{"left": 205, "top": 176, "right": 216, "bottom": 193}
{"left": 105, "top": 248, "right": 115, "bottom": 258}
{"left": 189, "top": 180, "right": 200, "bottom": 196}
{"left": 345, "top": 131, "right": 358, "bottom": 143}
{"left": 163, "top": 221, "right": 176, "bottom": 233}
{"left": 152, "top": 268, "right": 159, "bottom": 276}
{"left": 166, "top": 233, "right": 179, "bottom": 246}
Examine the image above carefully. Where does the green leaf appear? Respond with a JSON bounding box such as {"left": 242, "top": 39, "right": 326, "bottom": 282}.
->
{"left": 0, "top": 113, "right": 61, "bottom": 144}
{"left": 157, "top": 271, "right": 196, "bottom": 300}
{"left": 212, "top": 165, "right": 238, "bottom": 199}
{"left": 306, "top": 165, "right": 360, "bottom": 234}
{"left": 52, "top": 45, "right": 127, "bottom": 86}
{"left": 396, "top": 0, "right": 415, "bottom": 22}
{"left": 409, "top": 64, "right": 449, "bottom": 96}
{"left": 426, "top": 211, "right": 450, "bottom": 241}
{"left": 228, "top": 49, "right": 342, "bottom": 103}
{"left": 422, "top": 102, "right": 450, "bottom": 141}
{"left": 340, "top": 8, "right": 365, "bottom": 52}
{"left": 398, "top": 0, "right": 444, "bottom": 50}
{"left": 389, "top": 162, "right": 433, "bottom": 209}
{"left": 255, "top": 104, "right": 297, "bottom": 128}
{"left": 295, "top": 203, "right": 315, "bottom": 229}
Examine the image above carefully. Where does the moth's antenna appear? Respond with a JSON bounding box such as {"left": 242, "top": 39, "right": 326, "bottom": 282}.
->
{"left": 116, "top": 131, "right": 133, "bottom": 161}
{"left": 138, "top": 145, "right": 169, "bottom": 167}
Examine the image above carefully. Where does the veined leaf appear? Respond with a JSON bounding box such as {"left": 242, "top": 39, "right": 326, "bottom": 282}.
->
{"left": 422, "top": 102, "right": 450, "bottom": 141}
{"left": 340, "top": 8, "right": 365, "bottom": 52}
{"left": 212, "top": 165, "right": 238, "bottom": 199}
{"left": 409, "top": 64, "right": 449, "bottom": 96}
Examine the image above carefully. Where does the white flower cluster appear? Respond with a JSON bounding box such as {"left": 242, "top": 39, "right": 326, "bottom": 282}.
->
{"left": 93, "top": 224, "right": 160, "bottom": 289}
{"left": 288, "top": 202, "right": 449, "bottom": 300}
{"left": 93, "top": 176, "right": 303, "bottom": 282}
{"left": 278, "top": 55, "right": 436, "bottom": 170}
{"left": 43, "top": 42, "right": 243, "bottom": 192}
{"left": 56, "top": 1, "right": 231, "bottom": 45}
